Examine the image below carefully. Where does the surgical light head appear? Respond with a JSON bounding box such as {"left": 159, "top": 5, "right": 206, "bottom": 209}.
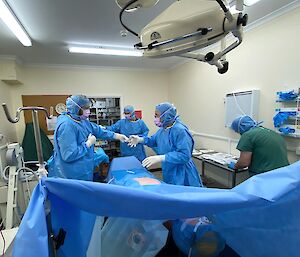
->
{"left": 117, "top": 0, "right": 248, "bottom": 74}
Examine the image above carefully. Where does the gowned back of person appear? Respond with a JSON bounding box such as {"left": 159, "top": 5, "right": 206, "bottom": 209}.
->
{"left": 243, "top": 127, "right": 289, "bottom": 173}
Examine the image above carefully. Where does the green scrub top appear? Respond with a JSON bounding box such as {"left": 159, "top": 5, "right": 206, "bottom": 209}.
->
{"left": 237, "top": 127, "right": 289, "bottom": 175}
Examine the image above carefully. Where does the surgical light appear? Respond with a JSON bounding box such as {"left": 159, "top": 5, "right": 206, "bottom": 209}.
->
{"left": 69, "top": 46, "right": 143, "bottom": 57}
{"left": 0, "top": 0, "right": 32, "bottom": 46}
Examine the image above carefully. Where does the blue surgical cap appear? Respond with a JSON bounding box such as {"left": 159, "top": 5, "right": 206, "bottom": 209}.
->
{"left": 124, "top": 105, "right": 134, "bottom": 113}
{"left": 156, "top": 102, "right": 177, "bottom": 127}
{"left": 66, "top": 95, "right": 90, "bottom": 115}
{"left": 231, "top": 116, "right": 258, "bottom": 134}
{"left": 124, "top": 105, "right": 135, "bottom": 118}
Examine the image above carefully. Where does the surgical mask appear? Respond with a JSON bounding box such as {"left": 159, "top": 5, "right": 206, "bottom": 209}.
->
{"left": 80, "top": 109, "right": 90, "bottom": 120}
{"left": 154, "top": 117, "right": 163, "bottom": 127}
{"left": 125, "top": 114, "right": 131, "bottom": 120}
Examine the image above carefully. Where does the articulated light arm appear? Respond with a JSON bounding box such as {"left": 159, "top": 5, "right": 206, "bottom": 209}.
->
{"left": 117, "top": 0, "right": 160, "bottom": 37}
{"left": 116, "top": 0, "right": 248, "bottom": 74}
{"left": 117, "top": 0, "right": 244, "bottom": 37}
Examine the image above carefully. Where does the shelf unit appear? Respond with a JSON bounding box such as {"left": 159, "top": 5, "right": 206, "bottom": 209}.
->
{"left": 88, "top": 97, "right": 121, "bottom": 159}
{"left": 274, "top": 90, "right": 300, "bottom": 138}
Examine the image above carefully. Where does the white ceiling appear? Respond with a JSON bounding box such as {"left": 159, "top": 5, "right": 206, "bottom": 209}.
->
{"left": 0, "top": 0, "right": 297, "bottom": 70}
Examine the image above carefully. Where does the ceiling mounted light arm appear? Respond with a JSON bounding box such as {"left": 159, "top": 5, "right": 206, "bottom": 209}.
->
{"left": 117, "top": 0, "right": 234, "bottom": 39}
{"left": 0, "top": 0, "right": 32, "bottom": 46}
{"left": 215, "top": 0, "right": 229, "bottom": 12}
{"left": 135, "top": 28, "right": 213, "bottom": 50}
{"left": 117, "top": 0, "right": 160, "bottom": 37}
{"left": 115, "top": 0, "right": 248, "bottom": 74}
{"left": 181, "top": 10, "right": 245, "bottom": 74}
{"left": 119, "top": 0, "right": 140, "bottom": 37}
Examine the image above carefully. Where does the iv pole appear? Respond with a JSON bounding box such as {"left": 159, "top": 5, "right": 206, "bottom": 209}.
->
{"left": 2, "top": 103, "right": 60, "bottom": 257}
{"left": 2, "top": 104, "right": 52, "bottom": 178}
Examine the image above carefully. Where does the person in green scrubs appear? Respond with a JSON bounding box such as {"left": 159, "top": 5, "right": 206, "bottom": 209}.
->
{"left": 231, "top": 115, "right": 289, "bottom": 176}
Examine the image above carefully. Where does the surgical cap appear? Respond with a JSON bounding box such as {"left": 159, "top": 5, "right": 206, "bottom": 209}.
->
{"left": 156, "top": 102, "right": 177, "bottom": 127}
{"left": 231, "top": 115, "right": 258, "bottom": 134}
{"left": 124, "top": 105, "right": 134, "bottom": 113}
{"left": 124, "top": 105, "right": 135, "bottom": 118}
{"left": 66, "top": 95, "right": 90, "bottom": 115}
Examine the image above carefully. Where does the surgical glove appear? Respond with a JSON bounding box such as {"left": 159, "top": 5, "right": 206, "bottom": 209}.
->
{"left": 86, "top": 133, "right": 96, "bottom": 148}
{"left": 128, "top": 135, "right": 144, "bottom": 147}
{"left": 114, "top": 133, "right": 129, "bottom": 143}
{"left": 228, "top": 162, "right": 236, "bottom": 170}
{"left": 279, "top": 127, "right": 295, "bottom": 135}
{"left": 142, "top": 155, "right": 165, "bottom": 169}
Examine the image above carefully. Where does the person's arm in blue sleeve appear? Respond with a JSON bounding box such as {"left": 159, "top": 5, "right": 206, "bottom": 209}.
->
{"left": 106, "top": 120, "right": 121, "bottom": 133}
{"left": 57, "top": 124, "right": 88, "bottom": 162}
{"left": 144, "top": 132, "right": 158, "bottom": 148}
{"left": 139, "top": 120, "right": 149, "bottom": 137}
{"left": 165, "top": 129, "right": 192, "bottom": 164}
{"left": 90, "top": 122, "right": 115, "bottom": 140}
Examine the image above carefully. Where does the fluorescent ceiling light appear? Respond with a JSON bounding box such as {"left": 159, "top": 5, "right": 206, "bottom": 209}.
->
{"left": 0, "top": 0, "right": 32, "bottom": 46}
{"left": 69, "top": 47, "right": 143, "bottom": 57}
{"left": 244, "top": 0, "right": 261, "bottom": 6}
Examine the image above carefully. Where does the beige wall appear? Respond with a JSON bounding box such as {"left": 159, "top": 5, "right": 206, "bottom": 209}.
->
{"left": 10, "top": 66, "right": 169, "bottom": 143}
{"left": 2, "top": 5, "right": 300, "bottom": 163}
{"left": 0, "top": 80, "right": 17, "bottom": 145}
{"left": 168, "top": 6, "right": 300, "bottom": 163}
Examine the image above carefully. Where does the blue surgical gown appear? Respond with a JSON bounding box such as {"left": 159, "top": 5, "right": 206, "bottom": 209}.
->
{"left": 144, "top": 121, "right": 202, "bottom": 187}
{"left": 48, "top": 113, "right": 115, "bottom": 181}
{"left": 107, "top": 119, "right": 149, "bottom": 161}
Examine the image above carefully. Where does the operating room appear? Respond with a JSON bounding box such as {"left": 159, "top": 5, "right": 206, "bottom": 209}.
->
{"left": 1, "top": 0, "right": 300, "bottom": 256}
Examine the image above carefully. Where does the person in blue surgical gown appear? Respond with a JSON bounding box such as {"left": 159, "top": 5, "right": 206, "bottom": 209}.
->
{"left": 48, "top": 95, "right": 128, "bottom": 181}
{"left": 106, "top": 105, "right": 149, "bottom": 161}
{"left": 128, "top": 102, "right": 202, "bottom": 187}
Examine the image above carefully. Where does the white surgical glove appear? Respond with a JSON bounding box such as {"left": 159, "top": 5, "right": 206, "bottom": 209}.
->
{"left": 128, "top": 135, "right": 144, "bottom": 147}
{"left": 114, "top": 133, "right": 129, "bottom": 143}
{"left": 142, "top": 155, "right": 165, "bottom": 169}
{"left": 86, "top": 133, "right": 96, "bottom": 148}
